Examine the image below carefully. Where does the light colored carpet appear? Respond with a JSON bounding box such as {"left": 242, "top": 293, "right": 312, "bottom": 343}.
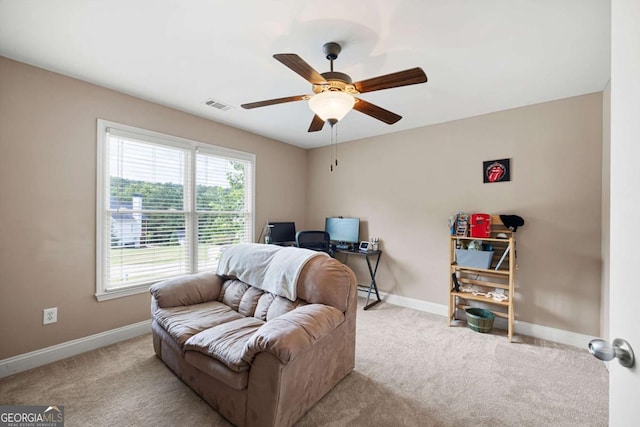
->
{"left": 0, "top": 300, "right": 608, "bottom": 426}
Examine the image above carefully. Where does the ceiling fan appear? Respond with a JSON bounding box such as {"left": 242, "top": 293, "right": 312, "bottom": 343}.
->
{"left": 241, "top": 42, "right": 428, "bottom": 132}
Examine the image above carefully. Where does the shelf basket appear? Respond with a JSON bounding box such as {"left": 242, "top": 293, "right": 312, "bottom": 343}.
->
{"left": 465, "top": 308, "right": 495, "bottom": 333}
{"left": 455, "top": 249, "right": 494, "bottom": 269}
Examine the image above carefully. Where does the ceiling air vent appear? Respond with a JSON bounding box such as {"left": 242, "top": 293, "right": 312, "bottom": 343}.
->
{"left": 203, "top": 98, "right": 234, "bottom": 111}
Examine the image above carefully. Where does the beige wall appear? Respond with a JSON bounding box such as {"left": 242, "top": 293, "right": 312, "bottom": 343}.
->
{"left": 0, "top": 57, "right": 308, "bottom": 359}
{"left": 0, "top": 55, "right": 604, "bottom": 360}
{"left": 308, "top": 93, "right": 603, "bottom": 335}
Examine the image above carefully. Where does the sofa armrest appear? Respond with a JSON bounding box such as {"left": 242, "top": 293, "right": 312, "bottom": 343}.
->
{"left": 149, "top": 271, "right": 223, "bottom": 308}
{"left": 243, "top": 304, "right": 344, "bottom": 365}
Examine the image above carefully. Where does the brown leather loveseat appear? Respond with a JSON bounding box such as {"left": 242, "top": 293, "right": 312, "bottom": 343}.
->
{"left": 150, "top": 243, "right": 357, "bottom": 427}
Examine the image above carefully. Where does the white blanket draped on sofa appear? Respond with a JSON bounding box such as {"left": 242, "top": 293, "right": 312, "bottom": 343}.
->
{"left": 216, "top": 243, "right": 328, "bottom": 301}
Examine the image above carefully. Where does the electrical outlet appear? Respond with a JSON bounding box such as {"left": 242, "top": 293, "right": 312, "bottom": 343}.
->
{"left": 43, "top": 307, "right": 57, "bottom": 325}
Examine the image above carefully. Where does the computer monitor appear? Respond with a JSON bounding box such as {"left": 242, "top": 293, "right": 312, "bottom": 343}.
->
{"left": 325, "top": 217, "right": 359, "bottom": 248}
{"left": 268, "top": 222, "right": 296, "bottom": 244}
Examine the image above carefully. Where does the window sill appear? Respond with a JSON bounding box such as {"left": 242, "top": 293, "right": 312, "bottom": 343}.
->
{"left": 95, "top": 284, "right": 151, "bottom": 301}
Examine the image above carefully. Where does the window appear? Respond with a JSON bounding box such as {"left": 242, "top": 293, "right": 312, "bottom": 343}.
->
{"left": 96, "top": 120, "right": 254, "bottom": 300}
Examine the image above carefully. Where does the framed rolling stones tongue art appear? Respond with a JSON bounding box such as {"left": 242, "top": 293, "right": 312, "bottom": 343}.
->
{"left": 483, "top": 158, "right": 511, "bottom": 183}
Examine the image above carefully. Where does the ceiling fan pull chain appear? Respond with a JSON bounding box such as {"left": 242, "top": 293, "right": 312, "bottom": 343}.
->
{"left": 331, "top": 124, "right": 336, "bottom": 170}
{"left": 335, "top": 123, "right": 339, "bottom": 166}
{"left": 329, "top": 147, "right": 332, "bottom": 172}
{"left": 330, "top": 125, "right": 334, "bottom": 171}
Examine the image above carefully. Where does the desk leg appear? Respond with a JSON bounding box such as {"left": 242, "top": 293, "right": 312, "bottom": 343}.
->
{"left": 363, "top": 253, "right": 382, "bottom": 310}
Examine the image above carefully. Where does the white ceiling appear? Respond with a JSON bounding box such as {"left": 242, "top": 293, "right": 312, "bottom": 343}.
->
{"left": 0, "top": 0, "right": 610, "bottom": 149}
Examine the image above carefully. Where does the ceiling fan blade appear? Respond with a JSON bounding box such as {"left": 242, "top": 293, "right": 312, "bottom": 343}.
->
{"left": 353, "top": 67, "right": 427, "bottom": 94}
{"left": 308, "top": 115, "right": 325, "bottom": 132}
{"left": 353, "top": 98, "right": 402, "bottom": 124}
{"left": 273, "top": 54, "right": 327, "bottom": 85}
{"left": 241, "top": 95, "right": 307, "bottom": 109}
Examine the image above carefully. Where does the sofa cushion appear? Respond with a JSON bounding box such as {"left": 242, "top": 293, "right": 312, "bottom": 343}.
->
{"left": 184, "top": 317, "right": 265, "bottom": 372}
{"left": 253, "top": 292, "right": 275, "bottom": 321}
{"left": 238, "top": 286, "right": 265, "bottom": 317}
{"left": 266, "top": 296, "right": 306, "bottom": 321}
{"left": 184, "top": 351, "right": 249, "bottom": 391}
{"left": 155, "top": 301, "right": 243, "bottom": 346}
{"left": 220, "top": 279, "right": 308, "bottom": 321}
{"left": 219, "top": 279, "right": 250, "bottom": 311}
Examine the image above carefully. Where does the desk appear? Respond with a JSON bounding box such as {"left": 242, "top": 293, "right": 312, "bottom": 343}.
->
{"left": 335, "top": 249, "right": 382, "bottom": 310}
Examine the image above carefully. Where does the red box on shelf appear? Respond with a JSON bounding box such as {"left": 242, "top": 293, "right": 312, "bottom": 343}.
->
{"left": 469, "top": 214, "right": 491, "bottom": 238}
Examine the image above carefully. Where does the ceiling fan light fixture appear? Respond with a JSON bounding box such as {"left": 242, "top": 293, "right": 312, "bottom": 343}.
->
{"left": 308, "top": 90, "right": 355, "bottom": 123}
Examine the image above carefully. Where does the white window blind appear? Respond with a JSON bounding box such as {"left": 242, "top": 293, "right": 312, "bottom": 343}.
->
{"left": 96, "top": 120, "right": 254, "bottom": 300}
{"left": 196, "top": 151, "right": 253, "bottom": 272}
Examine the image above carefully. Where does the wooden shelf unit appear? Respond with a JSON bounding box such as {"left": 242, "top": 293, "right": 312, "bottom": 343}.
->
{"left": 448, "top": 215, "right": 516, "bottom": 342}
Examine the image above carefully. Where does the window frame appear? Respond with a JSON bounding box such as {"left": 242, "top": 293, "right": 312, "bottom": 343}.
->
{"left": 96, "top": 119, "right": 255, "bottom": 301}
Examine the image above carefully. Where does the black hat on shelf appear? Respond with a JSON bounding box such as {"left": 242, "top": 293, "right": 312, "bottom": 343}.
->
{"left": 499, "top": 215, "right": 525, "bottom": 232}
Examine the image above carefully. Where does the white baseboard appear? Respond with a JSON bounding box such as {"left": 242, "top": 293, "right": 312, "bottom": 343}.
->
{"left": 510, "top": 319, "right": 596, "bottom": 348}
{"left": 358, "top": 289, "right": 596, "bottom": 349}
{"left": 0, "top": 320, "right": 151, "bottom": 378}
{"left": 362, "top": 289, "right": 449, "bottom": 316}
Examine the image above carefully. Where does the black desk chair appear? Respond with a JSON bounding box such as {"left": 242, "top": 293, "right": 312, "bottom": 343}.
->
{"left": 295, "top": 230, "right": 333, "bottom": 256}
